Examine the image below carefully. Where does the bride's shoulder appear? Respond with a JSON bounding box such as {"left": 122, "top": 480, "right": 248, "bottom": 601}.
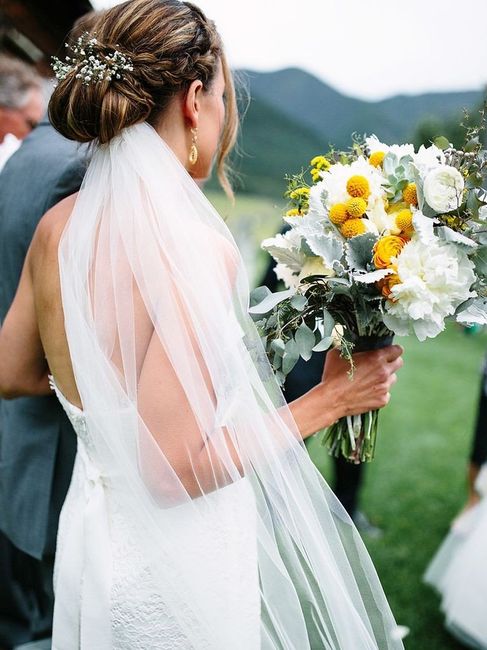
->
{"left": 33, "top": 193, "right": 78, "bottom": 250}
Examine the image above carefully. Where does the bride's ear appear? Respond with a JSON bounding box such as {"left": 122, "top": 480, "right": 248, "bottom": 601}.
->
{"left": 183, "top": 80, "right": 204, "bottom": 129}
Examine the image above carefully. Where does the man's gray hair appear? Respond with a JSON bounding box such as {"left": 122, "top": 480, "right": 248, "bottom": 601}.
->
{"left": 0, "top": 56, "right": 42, "bottom": 110}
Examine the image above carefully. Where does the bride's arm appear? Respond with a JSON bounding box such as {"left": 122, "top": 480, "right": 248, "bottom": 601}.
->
{"left": 137, "top": 327, "right": 402, "bottom": 499}
{"left": 0, "top": 248, "right": 50, "bottom": 399}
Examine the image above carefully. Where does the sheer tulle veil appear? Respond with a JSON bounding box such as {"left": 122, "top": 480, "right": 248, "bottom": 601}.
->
{"left": 58, "top": 122, "right": 404, "bottom": 649}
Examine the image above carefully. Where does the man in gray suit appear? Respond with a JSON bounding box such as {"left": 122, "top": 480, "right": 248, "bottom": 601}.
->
{"left": 0, "top": 115, "right": 88, "bottom": 648}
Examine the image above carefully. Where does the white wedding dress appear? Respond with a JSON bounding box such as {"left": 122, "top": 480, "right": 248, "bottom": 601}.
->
{"left": 50, "top": 122, "right": 405, "bottom": 649}
{"left": 50, "top": 376, "right": 260, "bottom": 649}
{"left": 425, "top": 466, "right": 487, "bottom": 648}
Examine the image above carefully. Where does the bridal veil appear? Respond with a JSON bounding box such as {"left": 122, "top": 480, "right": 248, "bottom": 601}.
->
{"left": 57, "top": 122, "right": 404, "bottom": 649}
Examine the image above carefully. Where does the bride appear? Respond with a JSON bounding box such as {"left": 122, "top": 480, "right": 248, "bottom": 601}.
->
{"left": 0, "top": 1, "right": 405, "bottom": 647}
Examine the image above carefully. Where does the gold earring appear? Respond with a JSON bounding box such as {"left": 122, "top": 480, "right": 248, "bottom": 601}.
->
{"left": 189, "top": 128, "right": 198, "bottom": 165}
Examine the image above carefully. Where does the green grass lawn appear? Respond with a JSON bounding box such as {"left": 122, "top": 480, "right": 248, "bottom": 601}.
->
{"left": 212, "top": 189, "right": 487, "bottom": 650}
{"left": 308, "top": 325, "right": 486, "bottom": 649}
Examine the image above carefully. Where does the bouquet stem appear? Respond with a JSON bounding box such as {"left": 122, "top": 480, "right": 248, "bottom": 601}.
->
{"left": 319, "top": 331, "right": 393, "bottom": 464}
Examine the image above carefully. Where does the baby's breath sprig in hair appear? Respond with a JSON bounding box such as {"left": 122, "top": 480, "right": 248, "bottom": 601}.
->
{"left": 51, "top": 32, "right": 134, "bottom": 85}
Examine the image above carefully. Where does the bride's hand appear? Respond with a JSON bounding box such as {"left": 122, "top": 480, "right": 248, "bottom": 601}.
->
{"left": 321, "top": 346, "right": 403, "bottom": 417}
{"left": 289, "top": 345, "right": 403, "bottom": 440}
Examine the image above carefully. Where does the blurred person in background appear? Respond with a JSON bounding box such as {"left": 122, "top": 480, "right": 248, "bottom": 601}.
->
{"left": 424, "top": 352, "right": 487, "bottom": 648}
{"left": 0, "top": 14, "right": 97, "bottom": 650}
{"left": 0, "top": 56, "right": 44, "bottom": 172}
{"left": 462, "top": 352, "right": 487, "bottom": 513}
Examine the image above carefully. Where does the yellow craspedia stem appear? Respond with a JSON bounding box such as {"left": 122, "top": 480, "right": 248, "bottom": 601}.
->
{"left": 402, "top": 182, "right": 418, "bottom": 206}
{"left": 346, "top": 175, "right": 370, "bottom": 199}
{"left": 395, "top": 209, "right": 414, "bottom": 232}
{"left": 329, "top": 203, "right": 349, "bottom": 225}
{"left": 341, "top": 218, "right": 366, "bottom": 238}
{"left": 373, "top": 235, "right": 407, "bottom": 269}
{"left": 310, "top": 155, "right": 331, "bottom": 171}
{"left": 345, "top": 196, "right": 367, "bottom": 218}
{"left": 369, "top": 151, "right": 385, "bottom": 168}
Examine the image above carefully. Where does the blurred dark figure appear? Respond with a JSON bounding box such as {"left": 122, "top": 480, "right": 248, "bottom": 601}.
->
{"left": 260, "top": 261, "right": 372, "bottom": 528}
{"left": 460, "top": 353, "right": 487, "bottom": 515}
{"left": 0, "top": 57, "right": 44, "bottom": 171}
{"left": 0, "top": 14, "right": 99, "bottom": 649}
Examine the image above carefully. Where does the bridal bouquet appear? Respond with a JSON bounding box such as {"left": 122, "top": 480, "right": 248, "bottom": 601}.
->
{"left": 250, "top": 126, "right": 487, "bottom": 463}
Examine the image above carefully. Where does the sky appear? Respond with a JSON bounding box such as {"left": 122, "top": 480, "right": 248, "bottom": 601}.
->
{"left": 92, "top": 0, "right": 487, "bottom": 101}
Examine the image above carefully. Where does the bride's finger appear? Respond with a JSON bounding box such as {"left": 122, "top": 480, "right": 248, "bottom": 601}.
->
{"left": 384, "top": 344, "right": 404, "bottom": 361}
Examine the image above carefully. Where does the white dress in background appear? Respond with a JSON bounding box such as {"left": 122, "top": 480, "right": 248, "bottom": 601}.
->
{"left": 425, "top": 466, "right": 487, "bottom": 649}
{"left": 49, "top": 377, "right": 260, "bottom": 650}
{"left": 0, "top": 133, "right": 20, "bottom": 172}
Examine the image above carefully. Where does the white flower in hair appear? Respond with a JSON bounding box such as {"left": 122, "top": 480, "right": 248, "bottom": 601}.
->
{"left": 52, "top": 32, "right": 134, "bottom": 85}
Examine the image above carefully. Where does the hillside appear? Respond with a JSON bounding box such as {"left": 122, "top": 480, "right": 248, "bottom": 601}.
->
{"left": 243, "top": 67, "right": 483, "bottom": 148}
{"left": 209, "top": 67, "right": 484, "bottom": 198}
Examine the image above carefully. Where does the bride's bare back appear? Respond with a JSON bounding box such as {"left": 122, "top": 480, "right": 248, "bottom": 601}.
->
{"left": 31, "top": 194, "right": 82, "bottom": 407}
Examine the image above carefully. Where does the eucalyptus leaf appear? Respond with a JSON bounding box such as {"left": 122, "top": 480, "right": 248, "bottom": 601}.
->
{"left": 313, "top": 335, "right": 334, "bottom": 352}
{"left": 282, "top": 338, "right": 300, "bottom": 374}
{"left": 290, "top": 294, "right": 308, "bottom": 311}
{"left": 465, "top": 136, "right": 480, "bottom": 153}
{"left": 270, "top": 338, "right": 286, "bottom": 355}
{"left": 249, "top": 289, "right": 294, "bottom": 315}
{"left": 250, "top": 285, "right": 271, "bottom": 308}
{"left": 295, "top": 323, "right": 315, "bottom": 361}
{"left": 433, "top": 136, "right": 450, "bottom": 150}
{"left": 322, "top": 309, "right": 335, "bottom": 337}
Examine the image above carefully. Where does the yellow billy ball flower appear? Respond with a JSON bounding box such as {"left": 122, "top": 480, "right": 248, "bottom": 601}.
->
{"left": 286, "top": 208, "right": 302, "bottom": 217}
{"left": 369, "top": 151, "right": 385, "bottom": 168}
{"left": 329, "top": 203, "right": 349, "bottom": 225}
{"left": 402, "top": 182, "right": 418, "bottom": 206}
{"left": 346, "top": 175, "right": 370, "bottom": 199}
{"left": 345, "top": 196, "right": 367, "bottom": 218}
{"left": 310, "top": 155, "right": 331, "bottom": 171}
{"left": 373, "top": 235, "right": 407, "bottom": 269}
{"left": 341, "top": 218, "right": 366, "bottom": 238}
{"left": 395, "top": 209, "right": 414, "bottom": 232}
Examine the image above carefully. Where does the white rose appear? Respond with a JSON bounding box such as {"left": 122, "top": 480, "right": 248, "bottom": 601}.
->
{"left": 422, "top": 165, "right": 464, "bottom": 213}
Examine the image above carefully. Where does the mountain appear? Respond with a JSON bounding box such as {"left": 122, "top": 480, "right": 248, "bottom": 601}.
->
{"left": 243, "top": 68, "right": 483, "bottom": 149}
{"left": 211, "top": 94, "right": 323, "bottom": 197}
{"left": 210, "top": 67, "right": 484, "bottom": 198}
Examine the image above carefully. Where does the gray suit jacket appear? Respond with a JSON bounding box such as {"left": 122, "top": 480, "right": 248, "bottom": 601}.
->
{"left": 0, "top": 117, "right": 88, "bottom": 559}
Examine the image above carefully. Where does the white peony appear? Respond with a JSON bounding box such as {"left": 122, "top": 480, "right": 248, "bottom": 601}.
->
{"left": 383, "top": 236, "right": 476, "bottom": 340}
{"left": 422, "top": 165, "right": 464, "bottom": 213}
{"left": 318, "top": 157, "right": 385, "bottom": 211}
